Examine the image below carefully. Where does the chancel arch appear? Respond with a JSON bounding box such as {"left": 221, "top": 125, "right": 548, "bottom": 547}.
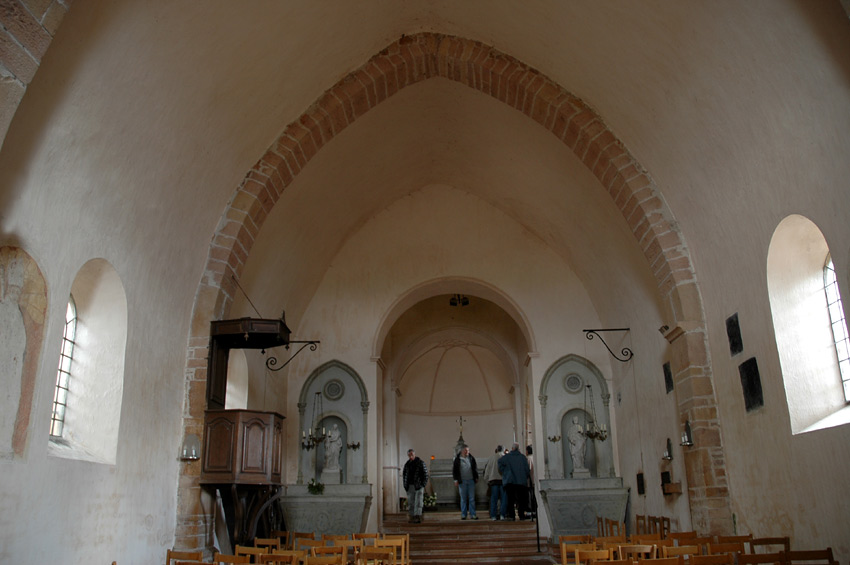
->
{"left": 179, "top": 32, "right": 725, "bottom": 543}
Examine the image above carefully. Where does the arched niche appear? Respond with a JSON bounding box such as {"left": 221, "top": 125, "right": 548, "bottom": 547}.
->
{"left": 539, "top": 354, "right": 613, "bottom": 479}
{"left": 297, "top": 360, "right": 369, "bottom": 485}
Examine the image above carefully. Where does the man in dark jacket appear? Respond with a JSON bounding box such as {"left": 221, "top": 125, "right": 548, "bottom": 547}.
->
{"left": 451, "top": 444, "right": 479, "bottom": 519}
{"left": 498, "top": 442, "right": 530, "bottom": 520}
{"left": 402, "top": 448, "right": 429, "bottom": 523}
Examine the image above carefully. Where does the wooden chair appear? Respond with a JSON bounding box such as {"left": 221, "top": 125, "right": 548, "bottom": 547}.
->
{"left": 716, "top": 534, "right": 752, "bottom": 552}
{"left": 680, "top": 538, "right": 712, "bottom": 554}
{"left": 383, "top": 534, "right": 410, "bottom": 565}
{"left": 597, "top": 560, "right": 635, "bottom": 565}
{"left": 606, "top": 519, "right": 624, "bottom": 537}
{"left": 664, "top": 546, "right": 700, "bottom": 561}
{"left": 236, "top": 545, "right": 269, "bottom": 562}
{"left": 374, "top": 538, "right": 403, "bottom": 565}
{"left": 292, "top": 532, "right": 317, "bottom": 549}
{"left": 214, "top": 554, "right": 252, "bottom": 564}
{"left": 174, "top": 561, "right": 210, "bottom": 565}
{"left": 750, "top": 538, "right": 790, "bottom": 555}
{"left": 353, "top": 533, "right": 380, "bottom": 547}
{"left": 564, "top": 543, "right": 596, "bottom": 565}
{"left": 635, "top": 515, "right": 648, "bottom": 535}
{"left": 298, "top": 539, "right": 327, "bottom": 552}
{"left": 668, "top": 532, "right": 698, "bottom": 544}
{"left": 576, "top": 549, "right": 613, "bottom": 565}
{"left": 312, "top": 546, "right": 347, "bottom": 564}
{"left": 168, "top": 549, "right": 205, "bottom": 565}
{"left": 598, "top": 516, "right": 607, "bottom": 537}
{"left": 783, "top": 549, "right": 839, "bottom": 565}
{"left": 256, "top": 538, "right": 283, "bottom": 551}
{"left": 648, "top": 516, "right": 662, "bottom": 535}
{"left": 358, "top": 548, "right": 394, "bottom": 565}
{"left": 334, "top": 539, "right": 364, "bottom": 564}
{"left": 270, "top": 531, "right": 291, "bottom": 550}
{"left": 708, "top": 543, "right": 745, "bottom": 556}
{"left": 661, "top": 517, "right": 672, "bottom": 538}
{"left": 692, "top": 555, "right": 734, "bottom": 565}
{"left": 323, "top": 534, "right": 350, "bottom": 542}
{"left": 620, "top": 544, "right": 658, "bottom": 561}
{"left": 738, "top": 553, "right": 785, "bottom": 565}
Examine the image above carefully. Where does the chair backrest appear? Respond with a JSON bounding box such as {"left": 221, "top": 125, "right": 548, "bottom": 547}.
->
{"left": 661, "top": 517, "right": 672, "bottom": 538}
{"left": 375, "top": 538, "right": 404, "bottom": 565}
{"left": 297, "top": 539, "right": 327, "bottom": 551}
{"left": 637, "top": 557, "right": 683, "bottom": 565}
{"left": 708, "top": 542, "right": 746, "bottom": 556}
{"left": 236, "top": 545, "right": 269, "bottom": 562}
{"left": 353, "top": 532, "right": 381, "bottom": 547}
{"left": 312, "top": 546, "right": 346, "bottom": 563}
{"left": 635, "top": 515, "right": 648, "bottom": 535}
{"left": 270, "top": 549, "right": 307, "bottom": 563}
{"left": 595, "top": 535, "right": 626, "bottom": 549}
{"left": 214, "top": 553, "right": 252, "bottom": 564}
{"left": 174, "top": 561, "right": 209, "bottom": 565}
{"left": 606, "top": 519, "right": 624, "bottom": 537}
{"left": 784, "top": 549, "right": 838, "bottom": 565}
{"left": 598, "top": 516, "right": 606, "bottom": 537}
{"left": 255, "top": 538, "right": 282, "bottom": 551}
{"left": 664, "top": 546, "right": 700, "bottom": 559}
{"left": 359, "top": 548, "right": 394, "bottom": 565}
{"left": 270, "top": 531, "right": 291, "bottom": 550}
{"left": 649, "top": 516, "right": 662, "bottom": 534}
{"left": 258, "top": 554, "right": 298, "bottom": 565}
{"left": 738, "top": 553, "right": 785, "bottom": 565}
{"left": 561, "top": 535, "right": 593, "bottom": 544}
{"left": 303, "top": 555, "right": 345, "bottom": 565}
{"left": 383, "top": 533, "right": 410, "bottom": 565}
{"left": 576, "top": 549, "right": 613, "bottom": 565}
{"left": 633, "top": 533, "right": 662, "bottom": 542}
{"left": 322, "top": 534, "right": 349, "bottom": 541}
{"left": 563, "top": 543, "right": 596, "bottom": 565}
{"left": 680, "top": 538, "right": 712, "bottom": 553}
{"left": 291, "top": 532, "right": 316, "bottom": 545}
{"left": 750, "top": 538, "right": 790, "bottom": 554}
{"left": 168, "top": 549, "right": 204, "bottom": 565}
{"left": 620, "top": 544, "right": 657, "bottom": 561}
{"left": 692, "top": 554, "right": 734, "bottom": 565}
{"left": 668, "top": 532, "right": 698, "bottom": 542}
{"left": 716, "top": 534, "right": 752, "bottom": 549}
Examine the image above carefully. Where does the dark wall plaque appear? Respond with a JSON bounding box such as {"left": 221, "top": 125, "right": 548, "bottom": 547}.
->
{"left": 726, "top": 313, "right": 743, "bottom": 356}
{"left": 663, "top": 362, "right": 674, "bottom": 394}
{"left": 739, "top": 357, "right": 764, "bottom": 412}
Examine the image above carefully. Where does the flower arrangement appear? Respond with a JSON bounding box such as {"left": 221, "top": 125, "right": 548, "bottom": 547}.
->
{"left": 307, "top": 478, "right": 325, "bottom": 495}
{"left": 423, "top": 493, "right": 437, "bottom": 509}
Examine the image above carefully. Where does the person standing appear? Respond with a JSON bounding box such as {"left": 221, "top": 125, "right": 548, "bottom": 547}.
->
{"left": 452, "top": 444, "right": 479, "bottom": 519}
{"left": 498, "top": 442, "right": 530, "bottom": 521}
{"left": 402, "top": 448, "right": 429, "bottom": 523}
{"left": 483, "top": 444, "right": 507, "bottom": 520}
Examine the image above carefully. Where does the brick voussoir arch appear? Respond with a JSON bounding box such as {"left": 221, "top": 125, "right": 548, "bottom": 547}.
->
{"left": 177, "top": 32, "right": 729, "bottom": 548}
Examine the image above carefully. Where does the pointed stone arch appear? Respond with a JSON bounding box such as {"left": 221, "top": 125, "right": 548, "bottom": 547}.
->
{"left": 178, "top": 32, "right": 728, "bottom": 546}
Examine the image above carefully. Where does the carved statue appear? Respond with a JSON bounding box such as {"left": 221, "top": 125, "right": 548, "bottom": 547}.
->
{"left": 568, "top": 415, "right": 586, "bottom": 471}
{"left": 323, "top": 423, "right": 342, "bottom": 471}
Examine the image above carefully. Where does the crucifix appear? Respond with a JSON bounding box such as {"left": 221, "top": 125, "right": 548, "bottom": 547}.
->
{"left": 456, "top": 415, "right": 467, "bottom": 436}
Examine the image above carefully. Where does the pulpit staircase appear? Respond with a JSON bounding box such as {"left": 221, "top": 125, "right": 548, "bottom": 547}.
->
{"left": 382, "top": 512, "right": 555, "bottom": 565}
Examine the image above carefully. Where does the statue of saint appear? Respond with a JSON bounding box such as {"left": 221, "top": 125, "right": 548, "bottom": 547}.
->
{"left": 323, "top": 423, "right": 342, "bottom": 471}
{"left": 567, "top": 415, "right": 586, "bottom": 471}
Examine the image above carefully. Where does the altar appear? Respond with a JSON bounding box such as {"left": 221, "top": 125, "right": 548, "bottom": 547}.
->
{"left": 539, "top": 477, "right": 628, "bottom": 537}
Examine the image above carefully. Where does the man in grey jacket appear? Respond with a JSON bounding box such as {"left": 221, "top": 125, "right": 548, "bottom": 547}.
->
{"left": 483, "top": 444, "right": 507, "bottom": 520}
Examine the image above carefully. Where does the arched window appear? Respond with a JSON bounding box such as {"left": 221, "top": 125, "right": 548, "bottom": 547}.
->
{"left": 767, "top": 215, "right": 849, "bottom": 433}
{"left": 48, "top": 259, "right": 127, "bottom": 464}
{"left": 823, "top": 254, "right": 850, "bottom": 402}
{"left": 49, "top": 296, "right": 76, "bottom": 438}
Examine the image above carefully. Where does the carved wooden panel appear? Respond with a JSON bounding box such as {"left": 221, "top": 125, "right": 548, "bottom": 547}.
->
{"left": 201, "top": 409, "right": 284, "bottom": 485}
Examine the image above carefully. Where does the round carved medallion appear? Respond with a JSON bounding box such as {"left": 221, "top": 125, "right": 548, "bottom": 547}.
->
{"left": 324, "top": 379, "right": 345, "bottom": 401}
{"left": 564, "top": 373, "right": 583, "bottom": 393}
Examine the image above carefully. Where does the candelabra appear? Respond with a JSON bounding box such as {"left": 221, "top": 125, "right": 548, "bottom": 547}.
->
{"left": 579, "top": 384, "right": 608, "bottom": 442}
{"left": 301, "top": 391, "right": 326, "bottom": 450}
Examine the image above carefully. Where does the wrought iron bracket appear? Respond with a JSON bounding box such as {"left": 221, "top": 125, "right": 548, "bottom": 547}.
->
{"left": 583, "top": 328, "right": 633, "bottom": 362}
{"left": 265, "top": 340, "right": 320, "bottom": 372}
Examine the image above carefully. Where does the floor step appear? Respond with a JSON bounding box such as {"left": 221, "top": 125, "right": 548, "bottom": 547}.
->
{"left": 382, "top": 512, "right": 555, "bottom": 564}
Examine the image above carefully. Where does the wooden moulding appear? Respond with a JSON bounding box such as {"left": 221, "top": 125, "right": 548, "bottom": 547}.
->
{"left": 662, "top": 482, "right": 682, "bottom": 495}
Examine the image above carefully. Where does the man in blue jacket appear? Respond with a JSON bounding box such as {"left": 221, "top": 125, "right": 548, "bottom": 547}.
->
{"left": 498, "top": 442, "right": 530, "bottom": 520}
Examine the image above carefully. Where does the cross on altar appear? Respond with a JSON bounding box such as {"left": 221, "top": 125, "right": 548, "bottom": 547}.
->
{"left": 456, "top": 415, "right": 467, "bottom": 435}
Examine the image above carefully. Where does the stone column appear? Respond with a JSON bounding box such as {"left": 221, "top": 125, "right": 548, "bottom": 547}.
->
{"left": 361, "top": 401, "right": 370, "bottom": 483}
{"left": 296, "top": 401, "right": 306, "bottom": 485}
{"left": 539, "top": 394, "right": 550, "bottom": 479}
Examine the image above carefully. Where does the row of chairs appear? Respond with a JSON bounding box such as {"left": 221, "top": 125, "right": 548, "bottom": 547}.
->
{"left": 560, "top": 551, "right": 836, "bottom": 565}
{"left": 564, "top": 532, "right": 791, "bottom": 553}
{"left": 167, "top": 531, "right": 409, "bottom": 565}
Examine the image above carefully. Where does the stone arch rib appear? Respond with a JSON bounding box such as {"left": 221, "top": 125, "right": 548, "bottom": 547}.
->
{"left": 179, "top": 32, "right": 726, "bottom": 548}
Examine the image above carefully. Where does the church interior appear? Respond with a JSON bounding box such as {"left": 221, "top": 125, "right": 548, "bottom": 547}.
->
{"left": 1, "top": 1, "right": 849, "bottom": 563}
